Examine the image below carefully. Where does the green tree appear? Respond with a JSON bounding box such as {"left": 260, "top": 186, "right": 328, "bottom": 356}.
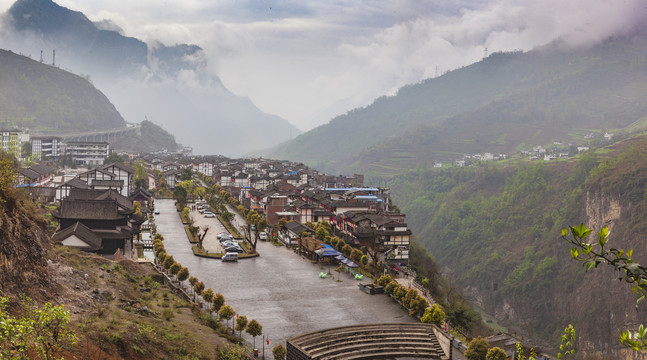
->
{"left": 485, "top": 347, "right": 508, "bottom": 360}
{"left": 180, "top": 168, "right": 193, "bottom": 181}
{"left": 377, "top": 274, "right": 392, "bottom": 287}
{"left": 194, "top": 281, "right": 205, "bottom": 302}
{"left": 558, "top": 324, "right": 576, "bottom": 359}
{"left": 133, "top": 160, "right": 148, "bottom": 189}
{"left": 201, "top": 288, "right": 215, "bottom": 305}
{"left": 465, "top": 336, "right": 490, "bottom": 360}
{"left": 212, "top": 293, "right": 225, "bottom": 313}
{"left": 341, "top": 244, "right": 353, "bottom": 257}
{"left": 384, "top": 281, "right": 398, "bottom": 295}
{"left": 169, "top": 262, "right": 181, "bottom": 277}
{"left": 272, "top": 344, "right": 287, "bottom": 360}
{"left": 246, "top": 319, "right": 263, "bottom": 349}
{"left": 21, "top": 141, "right": 32, "bottom": 158}
{"left": 177, "top": 267, "right": 190, "bottom": 287}
{"left": 393, "top": 285, "right": 407, "bottom": 302}
{"left": 562, "top": 224, "right": 647, "bottom": 350}
{"left": 29, "top": 301, "right": 78, "bottom": 360}
{"left": 421, "top": 304, "right": 445, "bottom": 326}
{"left": 103, "top": 152, "right": 124, "bottom": 164}
{"left": 188, "top": 276, "right": 198, "bottom": 289}
{"left": 163, "top": 255, "right": 175, "bottom": 271}
{"left": 173, "top": 186, "right": 188, "bottom": 209}
{"left": 315, "top": 226, "right": 329, "bottom": 241}
{"left": 235, "top": 315, "right": 248, "bottom": 338}
{"left": 218, "top": 305, "right": 236, "bottom": 332}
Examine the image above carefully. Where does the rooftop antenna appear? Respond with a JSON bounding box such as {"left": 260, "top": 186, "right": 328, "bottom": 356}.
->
{"left": 52, "top": 49, "right": 55, "bottom": 66}
{"left": 40, "top": 50, "right": 43, "bottom": 63}
{"left": 484, "top": 47, "right": 488, "bottom": 59}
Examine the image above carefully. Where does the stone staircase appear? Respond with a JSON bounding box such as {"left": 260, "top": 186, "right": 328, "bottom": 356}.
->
{"left": 287, "top": 323, "right": 448, "bottom": 360}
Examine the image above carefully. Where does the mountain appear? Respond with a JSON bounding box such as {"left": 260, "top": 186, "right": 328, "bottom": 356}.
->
{"left": 0, "top": 48, "right": 124, "bottom": 132}
{"left": 1, "top": 0, "right": 301, "bottom": 156}
{"left": 264, "top": 34, "right": 647, "bottom": 180}
{"left": 0, "top": 49, "right": 179, "bottom": 152}
{"left": 388, "top": 135, "right": 647, "bottom": 356}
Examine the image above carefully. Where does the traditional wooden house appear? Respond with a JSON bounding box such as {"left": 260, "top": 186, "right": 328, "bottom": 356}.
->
{"left": 52, "top": 198, "right": 134, "bottom": 258}
{"left": 280, "top": 221, "right": 315, "bottom": 247}
{"left": 52, "top": 188, "right": 143, "bottom": 259}
{"left": 56, "top": 177, "right": 90, "bottom": 201}
{"left": 100, "top": 162, "right": 134, "bottom": 196}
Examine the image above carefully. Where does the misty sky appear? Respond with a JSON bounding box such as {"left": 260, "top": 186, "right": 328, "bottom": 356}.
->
{"left": 0, "top": 0, "right": 644, "bottom": 131}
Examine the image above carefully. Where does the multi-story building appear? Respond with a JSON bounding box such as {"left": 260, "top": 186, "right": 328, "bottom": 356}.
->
{"left": 66, "top": 141, "right": 110, "bottom": 166}
{"left": 1, "top": 129, "right": 25, "bottom": 159}
{"left": 31, "top": 136, "right": 62, "bottom": 160}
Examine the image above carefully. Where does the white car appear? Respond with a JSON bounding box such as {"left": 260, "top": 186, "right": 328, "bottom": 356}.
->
{"left": 204, "top": 213, "right": 216, "bottom": 218}
{"left": 217, "top": 232, "right": 232, "bottom": 239}
{"left": 259, "top": 232, "right": 268, "bottom": 240}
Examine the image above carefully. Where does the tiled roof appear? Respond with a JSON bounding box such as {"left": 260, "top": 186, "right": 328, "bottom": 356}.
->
{"left": 101, "top": 162, "right": 134, "bottom": 174}
{"left": 91, "top": 179, "right": 124, "bottom": 187}
{"left": 285, "top": 221, "right": 314, "bottom": 235}
{"left": 55, "top": 199, "right": 122, "bottom": 220}
{"left": 19, "top": 168, "right": 40, "bottom": 180}
{"left": 52, "top": 222, "right": 102, "bottom": 250}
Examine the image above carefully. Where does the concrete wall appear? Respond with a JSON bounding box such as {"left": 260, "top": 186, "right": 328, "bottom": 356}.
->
{"left": 431, "top": 324, "right": 452, "bottom": 359}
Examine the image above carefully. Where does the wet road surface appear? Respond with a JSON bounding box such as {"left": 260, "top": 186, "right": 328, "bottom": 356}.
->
{"left": 153, "top": 199, "right": 416, "bottom": 354}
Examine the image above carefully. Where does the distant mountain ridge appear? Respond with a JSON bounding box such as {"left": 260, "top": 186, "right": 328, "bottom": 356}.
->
{"left": 0, "top": 48, "right": 180, "bottom": 152}
{"left": 265, "top": 34, "right": 647, "bottom": 179}
{"left": 0, "top": 48, "right": 124, "bottom": 132}
{"left": 2, "top": 0, "right": 301, "bottom": 156}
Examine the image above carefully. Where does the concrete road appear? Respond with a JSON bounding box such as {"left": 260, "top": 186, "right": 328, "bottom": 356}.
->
{"left": 154, "top": 199, "right": 417, "bottom": 357}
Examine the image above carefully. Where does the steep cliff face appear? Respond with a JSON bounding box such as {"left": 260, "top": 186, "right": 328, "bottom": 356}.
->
{"left": 584, "top": 191, "right": 623, "bottom": 232}
{"left": 0, "top": 188, "right": 54, "bottom": 300}
{"left": 574, "top": 190, "right": 647, "bottom": 359}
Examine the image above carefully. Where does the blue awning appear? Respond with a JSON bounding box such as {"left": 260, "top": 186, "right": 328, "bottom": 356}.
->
{"left": 315, "top": 248, "right": 341, "bottom": 257}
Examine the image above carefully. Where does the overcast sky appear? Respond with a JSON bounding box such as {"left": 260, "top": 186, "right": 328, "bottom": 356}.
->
{"left": 0, "top": 0, "right": 644, "bottom": 131}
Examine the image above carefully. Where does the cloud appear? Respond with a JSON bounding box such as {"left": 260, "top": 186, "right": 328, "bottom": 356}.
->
{"left": 0, "top": 0, "right": 645, "bottom": 131}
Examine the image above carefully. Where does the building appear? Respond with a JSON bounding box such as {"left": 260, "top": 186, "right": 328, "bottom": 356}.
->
{"left": 66, "top": 141, "right": 110, "bottom": 166}
{"left": 1, "top": 129, "right": 25, "bottom": 160}
{"left": 31, "top": 136, "right": 62, "bottom": 160}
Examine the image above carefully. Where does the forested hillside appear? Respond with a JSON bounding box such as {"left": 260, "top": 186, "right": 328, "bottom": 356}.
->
{"left": 389, "top": 134, "right": 647, "bottom": 356}
{"left": 110, "top": 120, "right": 180, "bottom": 153}
{"left": 0, "top": 49, "right": 125, "bottom": 132}
{"left": 266, "top": 34, "right": 647, "bottom": 180}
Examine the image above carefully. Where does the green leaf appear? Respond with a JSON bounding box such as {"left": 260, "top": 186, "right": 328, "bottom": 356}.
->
{"left": 598, "top": 226, "right": 610, "bottom": 245}
{"left": 570, "top": 248, "right": 580, "bottom": 259}
{"left": 585, "top": 261, "right": 596, "bottom": 271}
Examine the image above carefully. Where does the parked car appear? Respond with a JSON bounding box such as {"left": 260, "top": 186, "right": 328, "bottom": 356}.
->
{"left": 217, "top": 232, "right": 232, "bottom": 239}
{"left": 153, "top": 210, "right": 160, "bottom": 215}
{"left": 204, "top": 213, "right": 216, "bottom": 218}
{"left": 224, "top": 246, "right": 244, "bottom": 253}
{"left": 259, "top": 232, "right": 268, "bottom": 240}
{"left": 222, "top": 252, "right": 238, "bottom": 262}
{"left": 251, "top": 224, "right": 256, "bottom": 231}
{"left": 221, "top": 240, "right": 238, "bottom": 247}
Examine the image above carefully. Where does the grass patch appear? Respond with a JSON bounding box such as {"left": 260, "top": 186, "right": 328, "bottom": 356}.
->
{"left": 217, "top": 215, "right": 243, "bottom": 238}
{"left": 184, "top": 226, "right": 198, "bottom": 244}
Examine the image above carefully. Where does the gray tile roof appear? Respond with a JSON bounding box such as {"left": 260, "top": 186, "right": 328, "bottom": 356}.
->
{"left": 52, "top": 222, "right": 102, "bottom": 250}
